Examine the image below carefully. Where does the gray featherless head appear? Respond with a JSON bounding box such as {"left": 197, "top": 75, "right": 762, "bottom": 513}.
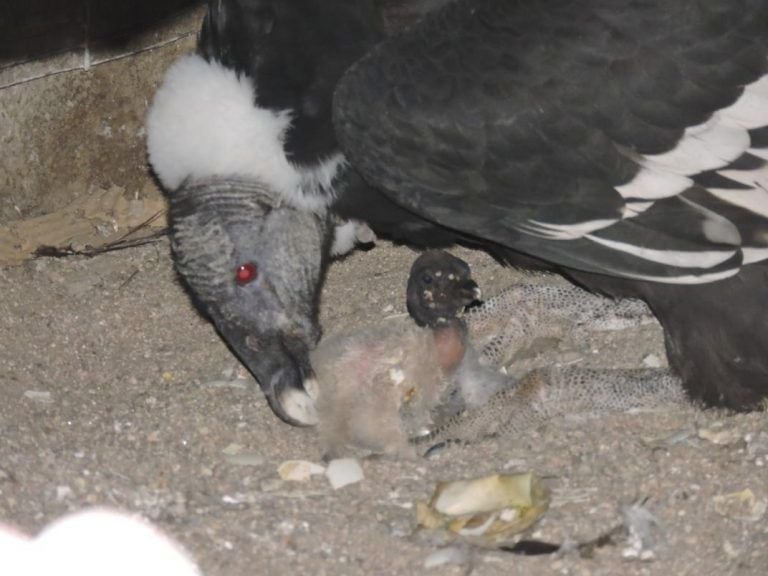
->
{"left": 168, "top": 177, "right": 332, "bottom": 426}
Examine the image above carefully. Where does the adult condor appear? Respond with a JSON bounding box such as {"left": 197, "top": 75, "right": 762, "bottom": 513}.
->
{"left": 146, "top": 0, "right": 768, "bottom": 425}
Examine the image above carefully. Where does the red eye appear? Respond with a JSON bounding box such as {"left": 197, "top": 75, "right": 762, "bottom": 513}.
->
{"left": 235, "top": 262, "right": 258, "bottom": 285}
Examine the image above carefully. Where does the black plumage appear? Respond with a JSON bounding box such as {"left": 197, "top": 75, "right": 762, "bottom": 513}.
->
{"left": 335, "top": 0, "right": 768, "bottom": 277}
{"left": 334, "top": 0, "right": 768, "bottom": 409}
{"left": 199, "top": 0, "right": 383, "bottom": 164}
{"left": 148, "top": 0, "right": 768, "bottom": 422}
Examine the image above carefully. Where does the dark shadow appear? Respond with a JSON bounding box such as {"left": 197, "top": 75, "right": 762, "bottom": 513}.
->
{"left": 0, "top": 0, "right": 202, "bottom": 65}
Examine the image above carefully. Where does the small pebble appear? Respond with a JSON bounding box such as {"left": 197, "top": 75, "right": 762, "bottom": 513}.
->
{"left": 278, "top": 460, "right": 326, "bottom": 482}
{"left": 325, "top": 458, "right": 364, "bottom": 490}
{"left": 23, "top": 390, "right": 52, "bottom": 403}
{"left": 221, "top": 443, "right": 244, "bottom": 456}
{"left": 221, "top": 367, "right": 235, "bottom": 379}
{"left": 642, "top": 353, "right": 663, "bottom": 368}
{"left": 56, "top": 486, "right": 73, "bottom": 501}
{"left": 423, "top": 546, "right": 468, "bottom": 569}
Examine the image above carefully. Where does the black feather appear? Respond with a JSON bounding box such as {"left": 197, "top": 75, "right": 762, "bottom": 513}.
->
{"left": 200, "top": 0, "right": 384, "bottom": 164}
{"left": 333, "top": 0, "right": 768, "bottom": 409}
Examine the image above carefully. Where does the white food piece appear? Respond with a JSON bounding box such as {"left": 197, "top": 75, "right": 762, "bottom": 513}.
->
{"left": 325, "top": 458, "right": 364, "bottom": 490}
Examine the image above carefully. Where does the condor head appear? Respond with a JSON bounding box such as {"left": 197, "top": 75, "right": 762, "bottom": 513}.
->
{"left": 166, "top": 178, "right": 330, "bottom": 426}
{"left": 146, "top": 55, "right": 340, "bottom": 426}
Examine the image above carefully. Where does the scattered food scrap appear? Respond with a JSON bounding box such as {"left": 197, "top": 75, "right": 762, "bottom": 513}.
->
{"left": 416, "top": 472, "right": 549, "bottom": 547}
{"left": 277, "top": 460, "right": 326, "bottom": 483}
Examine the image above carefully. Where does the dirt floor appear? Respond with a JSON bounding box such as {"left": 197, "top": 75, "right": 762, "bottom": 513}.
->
{"left": 0, "top": 239, "right": 766, "bottom": 576}
{"left": 1, "top": 6, "right": 766, "bottom": 574}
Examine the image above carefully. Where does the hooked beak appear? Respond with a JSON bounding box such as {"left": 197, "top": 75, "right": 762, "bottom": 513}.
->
{"left": 223, "top": 325, "right": 320, "bottom": 426}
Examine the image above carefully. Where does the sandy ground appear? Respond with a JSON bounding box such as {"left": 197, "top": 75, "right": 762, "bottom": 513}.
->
{"left": 0, "top": 239, "right": 766, "bottom": 575}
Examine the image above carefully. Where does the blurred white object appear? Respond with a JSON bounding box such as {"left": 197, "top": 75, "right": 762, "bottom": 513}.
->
{"left": 0, "top": 508, "right": 202, "bottom": 576}
{"left": 325, "top": 458, "right": 364, "bottom": 490}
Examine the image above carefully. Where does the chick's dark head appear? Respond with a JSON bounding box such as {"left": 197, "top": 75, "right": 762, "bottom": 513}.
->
{"left": 406, "top": 250, "right": 482, "bottom": 327}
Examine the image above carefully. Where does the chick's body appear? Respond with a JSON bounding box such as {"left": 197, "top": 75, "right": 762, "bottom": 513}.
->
{"left": 311, "top": 316, "right": 456, "bottom": 456}
{"left": 311, "top": 250, "right": 507, "bottom": 457}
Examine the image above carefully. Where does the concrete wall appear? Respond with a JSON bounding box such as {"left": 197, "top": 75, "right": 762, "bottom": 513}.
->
{"left": 0, "top": 2, "right": 203, "bottom": 224}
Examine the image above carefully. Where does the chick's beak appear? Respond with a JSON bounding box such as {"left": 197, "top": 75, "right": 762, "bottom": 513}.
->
{"left": 458, "top": 278, "right": 482, "bottom": 306}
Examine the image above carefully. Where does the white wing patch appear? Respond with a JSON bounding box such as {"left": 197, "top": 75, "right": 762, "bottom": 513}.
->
{"left": 751, "top": 147, "right": 768, "bottom": 161}
{"left": 518, "top": 217, "right": 619, "bottom": 240}
{"left": 146, "top": 54, "right": 343, "bottom": 211}
{"left": 742, "top": 246, "right": 768, "bottom": 264}
{"left": 678, "top": 195, "right": 743, "bottom": 246}
{"left": 584, "top": 234, "right": 737, "bottom": 268}
{"left": 613, "top": 266, "right": 740, "bottom": 285}
{"left": 596, "top": 70, "right": 768, "bottom": 277}
{"left": 621, "top": 201, "right": 654, "bottom": 218}
{"left": 614, "top": 164, "right": 692, "bottom": 200}
{"left": 518, "top": 70, "right": 768, "bottom": 282}
{"left": 616, "top": 72, "right": 768, "bottom": 198}
{"left": 641, "top": 118, "right": 750, "bottom": 175}
{"left": 708, "top": 182, "right": 768, "bottom": 219}
{"left": 719, "top": 75, "right": 768, "bottom": 129}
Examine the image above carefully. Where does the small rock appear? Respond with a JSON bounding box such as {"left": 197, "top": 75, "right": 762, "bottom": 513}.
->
{"left": 23, "top": 390, "right": 53, "bottom": 403}
{"left": 642, "top": 354, "right": 663, "bottom": 368}
{"left": 325, "top": 458, "right": 364, "bottom": 490}
{"left": 423, "top": 546, "right": 468, "bottom": 569}
{"left": 221, "top": 443, "right": 244, "bottom": 456}
{"left": 221, "top": 366, "right": 235, "bottom": 379}
{"left": 56, "top": 486, "right": 73, "bottom": 501}
{"left": 278, "top": 460, "right": 326, "bottom": 482}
